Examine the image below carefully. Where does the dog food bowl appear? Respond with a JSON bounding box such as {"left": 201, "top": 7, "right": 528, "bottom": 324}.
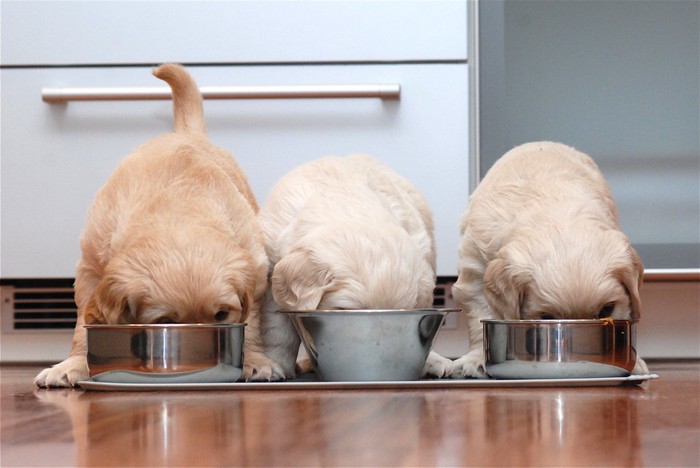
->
{"left": 483, "top": 319, "right": 639, "bottom": 379}
{"left": 85, "top": 324, "right": 245, "bottom": 383}
{"left": 282, "top": 308, "right": 459, "bottom": 382}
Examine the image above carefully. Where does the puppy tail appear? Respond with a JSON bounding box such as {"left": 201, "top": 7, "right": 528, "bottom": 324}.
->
{"left": 153, "top": 63, "right": 207, "bottom": 135}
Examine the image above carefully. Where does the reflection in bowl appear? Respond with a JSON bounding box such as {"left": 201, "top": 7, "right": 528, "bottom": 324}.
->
{"left": 281, "top": 308, "right": 459, "bottom": 381}
{"left": 85, "top": 323, "right": 245, "bottom": 383}
{"left": 483, "top": 319, "right": 638, "bottom": 379}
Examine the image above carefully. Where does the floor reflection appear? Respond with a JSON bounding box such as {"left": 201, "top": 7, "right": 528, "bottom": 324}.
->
{"left": 34, "top": 389, "right": 250, "bottom": 466}
{"left": 31, "top": 384, "right": 646, "bottom": 466}
{"left": 312, "top": 392, "right": 430, "bottom": 466}
{"left": 485, "top": 390, "right": 640, "bottom": 465}
{"left": 422, "top": 387, "right": 644, "bottom": 466}
{"left": 31, "top": 387, "right": 439, "bottom": 466}
{"left": 6, "top": 365, "right": 697, "bottom": 466}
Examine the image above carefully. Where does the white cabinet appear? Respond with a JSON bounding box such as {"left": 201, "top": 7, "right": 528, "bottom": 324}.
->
{"left": 1, "top": 1, "right": 469, "bottom": 279}
{"left": 0, "top": 1, "right": 467, "bottom": 65}
{"left": 0, "top": 1, "right": 470, "bottom": 361}
{"left": 1, "top": 64, "right": 469, "bottom": 277}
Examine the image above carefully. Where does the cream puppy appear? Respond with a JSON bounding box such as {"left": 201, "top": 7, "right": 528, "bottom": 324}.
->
{"left": 256, "top": 155, "right": 452, "bottom": 380}
{"left": 450, "top": 141, "right": 648, "bottom": 378}
{"left": 35, "top": 64, "right": 273, "bottom": 387}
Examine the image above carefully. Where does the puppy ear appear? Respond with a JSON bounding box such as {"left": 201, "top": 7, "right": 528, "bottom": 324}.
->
{"left": 483, "top": 258, "right": 528, "bottom": 319}
{"left": 85, "top": 274, "right": 132, "bottom": 324}
{"left": 615, "top": 243, "right": 644, "bottom": 319}
{"left": 239, "top": 291, "right": 252, "bottom": 322}
{"left": 272, "top": 249, "right": 335, "bottom": 310}
{"left": 83, "top": 294, "right": 106, "bottom": 325}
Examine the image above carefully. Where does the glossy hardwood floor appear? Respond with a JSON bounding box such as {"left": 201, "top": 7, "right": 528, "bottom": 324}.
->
{"left": 1, "top": 362, "right": 698, "bottom": 467}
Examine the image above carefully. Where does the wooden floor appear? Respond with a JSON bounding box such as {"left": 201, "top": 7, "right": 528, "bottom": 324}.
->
{"left": 2, "top": 362, "right": 698, "bottom": 467}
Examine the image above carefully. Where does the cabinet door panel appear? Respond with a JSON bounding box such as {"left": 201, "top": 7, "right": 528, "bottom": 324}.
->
{"left": 1, "top": 65, "right": 469, "bottom": 277}
{"left": 1, "top": 1, "right": 467, "bottom": 66}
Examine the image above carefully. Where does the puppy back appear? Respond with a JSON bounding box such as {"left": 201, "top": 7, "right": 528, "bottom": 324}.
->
{"left": 153, "top": 63, "right": 206, "bottom": 135}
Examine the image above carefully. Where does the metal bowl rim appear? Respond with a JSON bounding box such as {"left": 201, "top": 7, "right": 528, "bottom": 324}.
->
{"left": 278, "top": 308, "right": 460, "bottom": 316}
{"left": 481, "top": 319, "right": 638, "bottom": 325}
{"left": 84, "top": 323, "right": 247, "bottom": 330}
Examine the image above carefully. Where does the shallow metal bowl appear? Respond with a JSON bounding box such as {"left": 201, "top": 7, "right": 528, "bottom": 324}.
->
{"left": 282, "top": 308, "right": 459, "bottom": 382}
{"left": 85, "top": 323, "right": 245, "bottom": 383}
{"left": 483, "top": 319, "right": 638, "bottom": 379}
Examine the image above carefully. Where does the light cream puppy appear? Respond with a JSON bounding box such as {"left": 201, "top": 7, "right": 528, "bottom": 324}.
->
{"left": 256, "top": 155, "right": 451, "bottom": 380}
{"left": 35, "top": 64, "right": 273, "bottom": 387}
{"left": 450, "top": 141, "right": 648, "bottom": 378}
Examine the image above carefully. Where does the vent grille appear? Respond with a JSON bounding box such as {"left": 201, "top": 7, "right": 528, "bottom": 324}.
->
{"left": 1, "top": 277, "right": 458, "bottom": 333}
{"left": 432, "top": 277, "right": 456, "bottom": 308}
{"left": 433, "top": 277, "right": 458, "bottom": 328}
{"left": 1, "top": 280, "right": 77, "bottom": 332}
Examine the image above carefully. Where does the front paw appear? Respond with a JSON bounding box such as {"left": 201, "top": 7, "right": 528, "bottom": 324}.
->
{"left": 448, "top": 350, "right": 487, "bottom": 379}
{"left": 243, "top": 354, "right": 294, "bottom": 382}
{"left": 34, "top": 356, "right": 89, "bottom": 388}
{"left": 422, "top": 351, "right": 453, "bottom": 378}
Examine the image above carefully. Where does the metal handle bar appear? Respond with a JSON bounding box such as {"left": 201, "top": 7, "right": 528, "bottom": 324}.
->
{"left": 42, "top": 84, "right": 401, "bottom": 103}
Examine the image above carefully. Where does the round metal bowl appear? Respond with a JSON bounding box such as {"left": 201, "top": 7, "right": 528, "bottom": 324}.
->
{"left": 282, "top": 308, "right": 459, "bottom": 382}
{"left": 483, "top": 319, "right": 638, "bottom": 379}
{"left": 85, "top": 323, "right": 245, "bottom": 383}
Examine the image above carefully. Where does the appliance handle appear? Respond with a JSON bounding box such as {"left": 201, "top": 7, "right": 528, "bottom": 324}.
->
{"left": 644, "top": 269, "right": 700, "bottom": 282}
{"left": 42, "top": 84, "right": 401, "bottom": 103}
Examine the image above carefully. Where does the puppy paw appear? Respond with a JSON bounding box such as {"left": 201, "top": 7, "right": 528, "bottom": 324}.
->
{"left": 632, "top": 356, "right": 650, "bottom": 376}
{"left": 243, "top": 354, "right": 294, "bottom": 382}
{"left": 448, "top": 351, "right": 488, "bottom": 379}
{"left": 422, "top": 351, "right": 453, "bottom": 378}
{"left": 34, "top": 356, "right": 89, "bottom": 388}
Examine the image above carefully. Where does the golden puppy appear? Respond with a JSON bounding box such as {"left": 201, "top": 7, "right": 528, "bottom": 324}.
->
{"left": 256, "top": 155, "right": 452, "bottom": 380}
{"left": 449, "top": 141, "right": 648, "bottom": 378}
{"left": 35, "top": 64, "right": 273, "bottom": 387}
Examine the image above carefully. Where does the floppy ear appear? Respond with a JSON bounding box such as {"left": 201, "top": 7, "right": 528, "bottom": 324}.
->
{"left": 483, "top": 258, "right": 529, "bottom": 319}
{"left": 239, "top": 291, "right": 252, "bottom": 322}
{"left": 84, "top": 274, "right": 132, "bottom": 324}
{"left": 615, "top": 243, "right": 644, "bottom": 319}
{"left": 271, "top": 249, "right": 336, "bottom": 310}
{"left": 83, "top": 294, "right": 106, "bottom": 325}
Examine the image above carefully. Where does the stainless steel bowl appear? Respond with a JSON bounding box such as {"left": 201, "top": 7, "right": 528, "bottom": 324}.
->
{"left": 483, "top": 319, "right": 638, "bottom": 379}
{"left": 282, "top": 308, "right": 459, "bottom": 381}
{"left": 85, "top": 324, "right": 245, "bottom": 383}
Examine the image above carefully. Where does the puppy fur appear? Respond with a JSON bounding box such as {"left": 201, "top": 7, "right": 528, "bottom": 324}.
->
{"left": 450, "top": 141, "right": 648, "bottom": 378}
{"left": 35, "top": 64, "right": 272, "bottom": 387}
{"left": 256, "top": 155, "right": 452, "bottom": 380}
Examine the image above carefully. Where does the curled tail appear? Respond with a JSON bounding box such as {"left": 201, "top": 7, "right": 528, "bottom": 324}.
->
{"left": 153, "top": 63, "right": 207, "bottom": 135}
